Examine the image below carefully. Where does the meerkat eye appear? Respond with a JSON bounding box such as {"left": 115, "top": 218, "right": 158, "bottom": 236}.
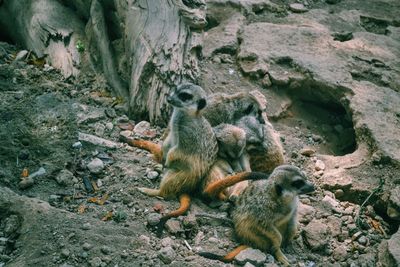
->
{"left": 178, "top": 92, "right": 193, "bottom": 101}
{"left": 292, "top": 180, "right": 305, "bottom": 188}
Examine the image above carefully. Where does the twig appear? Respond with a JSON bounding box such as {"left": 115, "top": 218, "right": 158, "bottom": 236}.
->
{"left": 184, "top": 240, "right": 192, "bottom": 250}
{"left": 195, "top": 213, "right": 233, "bottom": 226}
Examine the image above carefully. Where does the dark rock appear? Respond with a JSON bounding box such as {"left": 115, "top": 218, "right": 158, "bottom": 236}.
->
{"left": 158, "top": 246, "right": 176, "bottom": 264}
{"left": 332, "top": 31, "right": 353, "bottom": 42}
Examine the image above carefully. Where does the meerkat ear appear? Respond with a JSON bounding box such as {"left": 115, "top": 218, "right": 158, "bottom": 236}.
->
{"left": 198, "top": 98, "right": 207, "bottom": 110}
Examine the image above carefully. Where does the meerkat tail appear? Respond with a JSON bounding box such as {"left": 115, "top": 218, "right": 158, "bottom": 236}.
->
{"left": 156, "top": 194, "right": 191, "bottom": 237}
{"left": 204, "top": 172, "right": 270, "bottom": 199}
{"left": 120, "top": 136, "right": 163, "bottom": 163}
{"left": 137, "top": 187, "right": 161, "bottom": 197}
{"left": 198, "top": 245, "right": 249, "bottom": 262}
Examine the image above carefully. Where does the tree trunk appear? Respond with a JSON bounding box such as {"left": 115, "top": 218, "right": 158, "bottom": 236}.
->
{"left": 0, "top": 0, "right": 206, "bottom": 125}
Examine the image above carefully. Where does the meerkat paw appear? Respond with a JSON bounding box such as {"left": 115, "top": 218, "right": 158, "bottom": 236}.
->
{"left": 137, "top": 187, "right": 160, "bottom": 197}
{"left": 275, "top": 250, "right": 290, "bottom": 266}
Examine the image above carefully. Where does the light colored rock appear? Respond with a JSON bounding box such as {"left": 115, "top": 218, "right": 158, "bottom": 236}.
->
{"left": 300, "top": 148, "right": 316, "bottom": 157}
{"left": 378, "top": 228, "right": 400, "bottom": 266}
{"left": 322, "top": 195, "right": 339, "bottom": 211}
{"left": 55, "top": 169, "right": 76, "bottom": 186}
{"left": 76, "top": 105, "right": 105, "bottom": 124}
{"left": 134, "top": 121, "right": 151, "bottom": 134}
{"left": 87, "top": 158, "right": 104, "bottom": 174}
{"left": 289, "top": 3, "right": 308, "bottom": 13}
{"left": 120, "top": 130, "right": 133, "bottom": 138}
{"left": 302, "top": 219, "right": 330, "bottom": 251}
{"left": 298, "top": 202, "right": 316, "bottom": 224}
{"left": 147, "top": 213, "right": 161, "bottom": 226}
{"left": 235, "top": 248, "right": 267, "bottom": 266}
{"left": 78, "top": 132, "right": 120, "bottom": 149}
{"left": 387, "top": 187, "right": 400, "bottom": 220}
{"left": 165, "top": 219, "right": 183, "bottom": 234}
{"left": 332, "top": 245, "right": 348, "bottom": 261}
{"left": 158, "top": 246, "right": 176, "bottom": 264}
{"left": 147, "top": 171, "right": 159, "bottom": 180}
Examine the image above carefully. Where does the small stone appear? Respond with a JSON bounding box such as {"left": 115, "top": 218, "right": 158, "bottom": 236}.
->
{"left": 101, "top": 245, "right": 112, "bottom": 255}
{"left": 147, "top": 171, "right": 159, "bottom": 180}
{"left": 298, "top": 203, "right": 316, "bottom": 224}
{"left": 244, "top": 262, "right": 256, "bottom": 267}
{"left": 87, "top": 158, "right": 104, "bottom": 174}
{"left": 72, "top": 141, "right": 82, "bottom": 149}
{"left": 333, "top": 245, "right": 348, "bottom": 261}
{"left": 358, "top": 236, "right": 368, "bottom": 245}
{"left": 4, "top": 215, "right": 20, "bottom": 236}
{"left": 55, "top": 169, "right": 76, "bottom": 186}
{"left": 14, "top": 50, "right": 29, "bottom": 61}
{"left": 139, "top": 235, "right": 151, "bottom": 245}
{"left": 300, "top": 148, "right": 316, "bottom": 157}
{"left": 82, "top": 242, "right": 92, "bottom": 251}
{"left": 235, "top": 248, "right": 267, "bottom": 266}
{"left": 19, "top": 176, "right": 34, "bottom": 189}
{"left": 61, "top": 248, "right": 70, "bottom": 258}
{"left": 147, "top": 213, "right": 162, "bottom": 226}
{"left": 165, "top": 219, "right": 183, "bottom": 234}
{"left": 94, "top": 123, "right": 106, "bottom": 136}
{"left": 89, "top": 257, "right": 103, "bottom": 267}
{"left": 289, "top": 3, "right": 308, "bottom": 13}
{"left": 105, "top": 122, "right": 113, "bottom": 131}
{"left": 322, "top": 195, "right": 339, "bottom": 211}
{"left": 315, "top": 160, "right": 325, "bottom": 171}
{"left": 134, "top": 121, "right": 151, "bottom": 136}
{"left": 183, "top": 214, "right": 197, "bottom": 229}
{"left": 18, "top": 149, "right": 30, "bottom": 160}
{"left": 158, "top": 246, "right": 176, "bottom": 264}
{"left": 312, "top": 134, "right": 323, "bottom": 142}
{"left": 120, "top": 130, "right": 133, "bottom": 138}
{"left": 161, "top": 237, "right": 175, "bottom": 248}
{"left": 302, "top": 219, "right": 330, "bottom": 251}
{"left": 334, "top": 189, "right": 344, "bottom": 198}
{"left": 105, "top": 108, "right": 117, "bottom": 118}
{"left": 82, "top": 223, "right": 91, "bottom": 230}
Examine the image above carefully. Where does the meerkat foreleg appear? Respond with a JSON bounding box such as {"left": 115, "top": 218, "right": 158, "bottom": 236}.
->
{"left": 137, "top": 187, "right": 161, "bottom": 197}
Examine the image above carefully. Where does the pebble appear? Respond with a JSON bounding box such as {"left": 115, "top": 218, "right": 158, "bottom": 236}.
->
{"left": 158, "top": 246, "right": 176, "bottom": 264}
{"left": 60, "top": 248, "right": 70, "bottom": 258}
{"left": 334, "top": 189, "right": 344, "bottom": 198}
{"left": 235, "top": 248, "right": 267, "bottom": 266}
{"left": 72, "top": 141, "right": 82, "bottom": 149}
{"left": 94, "top": 123, "right": 105, "bottom": 136}
{"left": 105, "top": 108, "right": 117, "bottom": 118}
{"left": 166, "top": 219, "right": 183, "bottom": 234}
{"left": 358, "top": 236, "right": 368, "bottom": 245}
{"left": 19, "top": 176, "right": 34, "bottom": 189}
{"left": 82, "top": 223, "right": 91, "bottom": 230}
{"left": 89, "top": 257, "right": 103, "bottom": 267}
{"left": 4, "top": 215, "right": 20, "bottom": 235}
{"left": 120, "top": 130, "right": 133, "bottom": 138}
{"left": 105, "top": 122, "right": 113, "bottom": 131}
{"left": 332, "top": 245, "right": 348, "bottom": 261}
{"left": 161, "top": 237, "right": 175, "bottom": 248}
{"left": 134, "top": 121, "right": 151, "bottom": 135}
{"left": 302, "top": 220, "right": 329, "bottom": 251}
{"left": 147, "top": 213, "right": 162, "bottom": 226}
{"left": 82, "top": 242, "right": 92, "bottom": 251}
{"left": 315, "top": 160, "right": 325, "bottom": 171}
{"left": 147, "top": 171, "right": 159, "bottom": 180}
{"left": 55, "top": 169, "right": 76, "bottom": 186}
{"left": 139, "top": 235, "right": 151, "bottom": 245}
{"left": 87, "top": 158, "right": 104, "bottom": 174}
{"left": 300, "top": 148, "right": 316, "bottom": 157}
{"left": 101, "top": 245, "right": 112, "bottom": 255}
{"left": 289, "top": 3, "right": 308, "bottom": 13}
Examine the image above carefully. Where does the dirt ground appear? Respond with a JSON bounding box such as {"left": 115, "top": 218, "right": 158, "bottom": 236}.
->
{"left": 1, "top": 1, "right": 400, "bottom": 266}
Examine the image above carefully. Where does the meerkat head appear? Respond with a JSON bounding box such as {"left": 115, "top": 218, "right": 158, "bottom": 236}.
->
{"left": 167, "top": 83, "right": 207, "bottom": 116}
{"left": 236, "top": 115, "right": 265, "bottom": 150}
{"left": 214, "top": 124, "right": 246, "bottom": 160}
{"left": 271, "top": 165, "right": 315, "bottom": 197}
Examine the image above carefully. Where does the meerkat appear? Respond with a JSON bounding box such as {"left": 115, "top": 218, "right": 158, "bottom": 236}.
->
{"left": 199, "top": 165, "right": 315, "bottom": 266}
{"left": 134, "top": 83, "right": 218, "bottom": 235}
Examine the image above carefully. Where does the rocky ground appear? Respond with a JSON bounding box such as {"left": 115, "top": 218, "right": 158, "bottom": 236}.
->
{"left": 1, "top": 0, "right": 400, "bottom": 266}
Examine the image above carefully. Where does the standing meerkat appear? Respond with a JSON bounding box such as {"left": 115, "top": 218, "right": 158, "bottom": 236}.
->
{"left": 199, "top": 165, "right": 315, "bottom": 266}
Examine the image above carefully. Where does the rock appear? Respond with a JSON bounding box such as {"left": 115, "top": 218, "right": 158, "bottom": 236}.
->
{"left": 322, "top": 195, "right": 339, "bottom": 211}
{"left": 14, "top": 50, "right": 29, "bottom": 61}
{"left": 387, "top": 187, "right": 400, "bottom": 220}
{"left": 358, "top": 236, "right": 368, "bottom": 245}
{"left": 89, "top": 257, "right": 103, "bottom": 267}
{"left": 158, "top": 246, "right": 176, "bottom": 264}
{"left": 183, "top": 214, "right": 197, "bottom": 229}
{"left": 134, "top": 121, "right": 155, "bottom": 137}
{"left": 60, "top": 248, "right": 70, "bottom": 258}
{"left": 379, "top": 228, "right": 400, "bottom": 266}
{"left": 19, "top": 176, "right": 34, "bottom": 189}
{"left": 161, "top": 237, "right": 175, "bottom": 247}
{"left": 76, "top": 105, "right": 105, "bottom": 124}
{"left": 82, "top": 242, "right": 92, "bottom": 251}
{"left": 300, "top": 148, "right": 316, "bottom": 157}
{"left": 235, "top": 248, "right": 267, "bottom": 266}
{"left": 100, "top": 245, "right": 112, "bottom": 255}
{"left": 261, "top": 75, "right": 272, "bottom": 88}
{"left": 289, "top": 3, "right": 308, "bottom": 13}
{"left": 298, "top": 203, "right": 316, "bottom": 224}
{"left": 244, "top": 263, "right": 256, "bottom": 267}
{"left": 4, "top": 215, "right": 20, "bottom": 236}
{"left": 302, "top": 219, "right": 330, "bottom": 251}
{"left": 147, "top": 171, "right": 159, "bottom": 180}
{"left": 315, "top": 160, "right": 325, "bottom": 171}
{"left": 120, "top": 130, "right": 133, "bottom": 139}
{"left": 78, "top": 132, "right": 120, "bottom": 149}
{"left": 105, "top": 108, "right": 117, "bottom": 118}
{"left": 334, "top": 189, "right": 344, "bottom": 198}
{"left": 87, "top": 158, "right": 104, "bottom": 174}
{"left": 165, "top": 219, "right": 183, "bottom": 234}
{"left": 72, "top": 141, "right": 82, "bottom": 149}
{"left": 147, "top": 213, "right": 162, "bottom": 226}
{"left": 326, "top": 216, "right": 342, "bottom": 237}
{"left": 55, "top": 169, "right": 76, "bottom": 186}
{"left": 332, "top": 245, "right": 348, "bottom": 261}
{"left": 82, "top": 223, "right": 91, "bottom": 230}
{"left": 139, "top": 235, "right": 151, "bottom": 245}
{"left": 94, "top": 123, "right": 105, "bottom": 136}
{"left": 105, "top": 122, "right": 113, "bottom": 131}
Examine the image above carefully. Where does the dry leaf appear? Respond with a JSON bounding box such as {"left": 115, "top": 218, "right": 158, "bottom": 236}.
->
{"left": 78, "top": 204, "right": 86, "bottom": 214}
{"left": 101, "top": 211, "right": 113, "bottom": 221}
{"left": 21, "top": 168, "right": 29, "bottom": 178}
{"left": 91, "top": 180, "right": 99, "bottom": 191}
{"left": 98, "top": 193, "right": 109, "bottom": 205}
